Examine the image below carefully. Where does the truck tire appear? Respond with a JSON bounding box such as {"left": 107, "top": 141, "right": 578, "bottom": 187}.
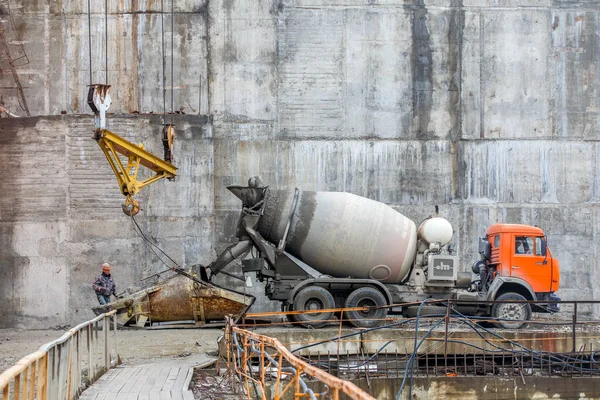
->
{"left": 292, "top": 286, "right": 335, "bottom": 328}
{"left": 344, "top": 287, "right": 388, "bottom": 328}
{"left": 491, "top": 292, "right": 531, "bottom": 329}
{"left": 282, "top": 304, "right": 296, "bottom": 325}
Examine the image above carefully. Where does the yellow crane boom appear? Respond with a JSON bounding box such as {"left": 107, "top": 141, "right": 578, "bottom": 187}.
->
{"left": 87, "top": 84, "right": 177, "bottom": 216}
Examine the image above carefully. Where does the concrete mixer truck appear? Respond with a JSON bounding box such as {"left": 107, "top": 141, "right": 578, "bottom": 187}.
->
{"left": 203, "top": 177, "right": 561, "bottom": 329}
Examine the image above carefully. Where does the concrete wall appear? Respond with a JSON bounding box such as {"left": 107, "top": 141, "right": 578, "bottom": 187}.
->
{"left": 0, "top": 0, "right": 599, "bottom": 327}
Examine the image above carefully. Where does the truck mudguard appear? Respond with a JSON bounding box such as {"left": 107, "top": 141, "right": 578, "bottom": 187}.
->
{"left": 486, "top": 276, "right": 536, "bottom": 301}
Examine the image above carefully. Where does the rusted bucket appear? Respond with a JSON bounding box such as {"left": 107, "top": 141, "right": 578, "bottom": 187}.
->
{"left": 92, "top": 274, "right": 254, "bottom": 328}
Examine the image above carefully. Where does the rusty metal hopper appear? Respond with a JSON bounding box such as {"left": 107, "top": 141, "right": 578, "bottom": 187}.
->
{"left": 92, "top": 273, "right": 254, "bottom": 328}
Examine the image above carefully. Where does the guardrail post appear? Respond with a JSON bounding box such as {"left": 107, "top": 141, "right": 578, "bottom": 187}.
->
{"left": 59, "top": 341, "right": 71, "bottom": 400}
{"left": 104, "top": 315, "right": 110, "bottom": 371}
{"left": 68, "top": 332, "right": 78, "bottom": 400}
{"left": 14, "top": 373, "right": 20, "bottom": 400}
{"left": 260, "top": 341, "right": 265, "bottom": 389}
{"left": 444, "top": 300, "right": 451, "bottom": 369}
{"left": 28, "top": 362, "right": 35, "bottom": 400}
{"left": 76, "top": 330, "right": 81, "bottom": 397}
{"left": 22, "top": 366, "right": 29, "bottom": 400}
{"left": 294, "top": 367, "right": 301, "bottom": 398}
{"left": 38, "top": 353, "right": 48, "bottom": 400}
{"left": 49, "top": 347, "right": 57, "bottom": 399}
{"left": 113, "top": 313, "right": 118, "bottom": 365}
{"left": 87, "top": 324, "right": 93, "bottom": 384}
{"left": 572, "top": 302, "right": 578, "bottom": 353}
{"left": 94, "top": 320, "right": 99, "bottom": 378}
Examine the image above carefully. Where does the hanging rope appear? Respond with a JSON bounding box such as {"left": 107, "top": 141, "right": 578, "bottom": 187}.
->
{"left": 87, "top": 0, "right": 92, "bottom": 85}
{"left": 130, "top": 214, "right": 181, "bottom": 269}
{"left": 130, "top": 215, "right": 212, "bottom": 288}
{"left": 170, "top": 0, "right": 174, "bottom": 125}
{"left": 105, "top": 0, "right": 108, "bottom": 84}
{"left": 161, "top": 0, "right": 166, "bottom": 124}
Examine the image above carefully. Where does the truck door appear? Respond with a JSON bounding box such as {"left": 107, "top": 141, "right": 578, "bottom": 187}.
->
{"left": 510, "top": 235, "right": 552, "bottom": 293}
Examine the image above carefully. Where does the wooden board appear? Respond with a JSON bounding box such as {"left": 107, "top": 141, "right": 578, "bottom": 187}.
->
{"left": 78, "top": 355, "right": 215, "bottom": 399}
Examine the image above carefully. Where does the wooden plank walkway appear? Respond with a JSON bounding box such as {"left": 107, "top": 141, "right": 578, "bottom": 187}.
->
{"left": 79, "top": 355, "right": 216, "bottom": 400}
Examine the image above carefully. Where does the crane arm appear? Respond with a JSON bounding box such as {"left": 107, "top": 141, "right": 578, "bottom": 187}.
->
{"left": 94, "top": 129, "right": 177, "bottom": 215}
{"left": 87, "top": 84, "right": 177, "bottom": 216}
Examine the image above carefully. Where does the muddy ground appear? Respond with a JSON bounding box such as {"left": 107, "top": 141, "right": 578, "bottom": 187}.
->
{"left": 0, "top": 327, "right": 223, "bottom": 375}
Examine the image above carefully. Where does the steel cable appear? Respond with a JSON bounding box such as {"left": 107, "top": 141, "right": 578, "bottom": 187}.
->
{"left": 129, "top": 214, "right": 181, "bottom": 270}
{"left": 161, "top": 0, "right": 166, "bottom": 123}
{"left": 171, "top": 0, "right": 174, "bottom": 125}
{"left": 105, "top": 0, "right": 108, "bottom": 84}
{"left": 87, "top": 0, "right": 92, "bottom": 85}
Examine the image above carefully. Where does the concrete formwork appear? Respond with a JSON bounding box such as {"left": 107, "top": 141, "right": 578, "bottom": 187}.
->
{"left": 0, "top": 0, "right": 599, "bottom": 328}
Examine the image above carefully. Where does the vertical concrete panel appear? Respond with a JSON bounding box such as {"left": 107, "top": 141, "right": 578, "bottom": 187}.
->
{"left": 552, "top": 10, "right": 600, "bottom": 139}
{"left": 425, "top": 7, "right": 464, "bottom": 138}
{"left": 460, "top": 11, "right": 481, "bottom": 139}
{"left": 345, "top": 8, "right": 412, "bottom": 138}
{"left": 0, "top": 223, "right": 28, "bottom": 328}
{"left": 12, "top": 223, "right": 68, "bottom": 325}
{"left": 137, "top": 13, "right": 166, "bottom": 113}
{"left": 173, "top": 12, "right": 209, "bottom": 115}
{"left": 209, "top": 0, "right": 277, "bottom": 125}
{"left": 482, "top": 10, "right": 551, "bottom": 138}
{"left": 0, "top": 10, "right": 49, "bottom": 116}
{"left": 0, "top": 118, "right": 67, "bottom": 220}
{"left": 594, "top": 206, "right": 600, "bottom": 317}
{"left": 277, "top": 8, "right": 345, "bottom": 137}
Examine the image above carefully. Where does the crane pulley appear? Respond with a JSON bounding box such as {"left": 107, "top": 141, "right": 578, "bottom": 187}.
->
{"left": 87, "top": 84, "right": 177, "bottom": 216}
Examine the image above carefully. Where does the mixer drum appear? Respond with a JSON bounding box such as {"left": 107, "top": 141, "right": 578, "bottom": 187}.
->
{"left": 257, "top": 190, "right": 417, "bottom": 283}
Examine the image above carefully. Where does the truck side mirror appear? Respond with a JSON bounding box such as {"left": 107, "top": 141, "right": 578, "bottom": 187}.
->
{"left": 478, "top": 237, "right": 490, "bottom": 260}
{"left": 541, "top": 238, "right": 547, "bottom": 256}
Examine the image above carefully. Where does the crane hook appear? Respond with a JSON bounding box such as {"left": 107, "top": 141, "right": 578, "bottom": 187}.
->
{"left": 122, "top": 196, "right": 140, "bottom": 217}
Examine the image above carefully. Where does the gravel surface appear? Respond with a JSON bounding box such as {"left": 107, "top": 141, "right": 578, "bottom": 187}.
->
{"left": 0, "top": 328, "right": 223, "bottom": 375}
{"left": 191, "top": 368, "right": 238, "bottom": 400}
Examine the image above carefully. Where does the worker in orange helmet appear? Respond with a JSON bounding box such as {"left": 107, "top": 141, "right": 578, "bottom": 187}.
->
{"left": 92, "top": 263, "right": 117, "bottom": 305}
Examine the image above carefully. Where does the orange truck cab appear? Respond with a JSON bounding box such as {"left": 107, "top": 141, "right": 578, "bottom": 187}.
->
{"left": 473, "top": 224, "right": 561, "bottom": 318}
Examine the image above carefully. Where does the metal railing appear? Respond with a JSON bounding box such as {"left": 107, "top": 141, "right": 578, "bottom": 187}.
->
{"left": 231, "top": 299, "right": 600, "bottom": 399}
{"left": 224, "top": 317, "right": 375, "bottom": 400}
{"left": 0, "top": 310, "right": 118, "bottom": 400}
{"left": 242, "top": 298, "right": 600, "bottom": 354}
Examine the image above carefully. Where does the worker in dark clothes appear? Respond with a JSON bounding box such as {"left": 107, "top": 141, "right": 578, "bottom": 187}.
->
{"left": 92, "top": 263, "right": 117, "bottom": 305}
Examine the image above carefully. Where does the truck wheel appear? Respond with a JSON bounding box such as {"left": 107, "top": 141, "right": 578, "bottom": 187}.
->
{"left": 292, "top": 286, "right": 335, "bottom": 328}
{"left": 344, "top": 287, "right": 388, "bottom": 328}
{"left": 282, "top": 304, "right": 295, "bottom": 325}
{"left": 491, "top": 292, "right": 531, "bottom": 329}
